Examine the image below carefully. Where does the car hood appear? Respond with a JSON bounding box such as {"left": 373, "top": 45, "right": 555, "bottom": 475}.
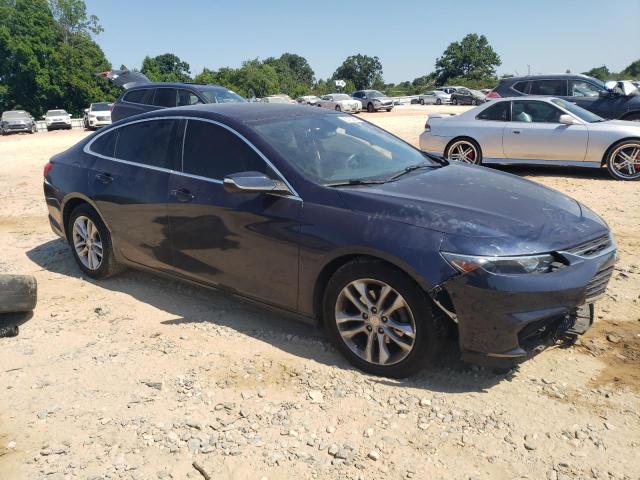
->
{"left": 336, "top": 163, "right": 609, "bottom": 256}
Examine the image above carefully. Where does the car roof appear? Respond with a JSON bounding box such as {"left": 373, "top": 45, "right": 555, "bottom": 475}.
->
{"left": 125, "top": 103, "right": 334, "bottom": 124}
{"left": 126, "top": 82, "right": 229, "bottom": 90}
{"left": 501, "top": 73, "right": 593, "bottom": 82}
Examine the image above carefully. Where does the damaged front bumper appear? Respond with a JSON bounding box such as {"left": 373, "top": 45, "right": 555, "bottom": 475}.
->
{"left": 430, "top": 237, "right": 617, "bottom": 367}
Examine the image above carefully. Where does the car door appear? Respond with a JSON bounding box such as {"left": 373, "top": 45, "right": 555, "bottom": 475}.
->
{"left": 167, "top": 118, "right": 302, "bottom": 310}
{"left": 564, "top": 79, "right": 621, "bottom": 119}
{"left": 87, "top": 118, "right": 182, "bottom": 271}
{"left": 502, "top": 100, "right": 588, "bottom": 162}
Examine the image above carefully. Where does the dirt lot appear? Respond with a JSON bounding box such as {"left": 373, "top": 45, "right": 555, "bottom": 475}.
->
{"left": 0, "top": 107, "right": 639, "bottom": 480}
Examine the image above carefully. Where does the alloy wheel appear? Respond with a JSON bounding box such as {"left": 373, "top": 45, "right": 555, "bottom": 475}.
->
{"left": 610, "top": 142, "right": 640, "bottom": 179}
{"left": 447, "top": 140, "right": 478, "bottom": 164}
{"left": 72, "top": 216, "right": 103, "bottom": 270}
{"left": 334, "top": 279, "right": 416, "bottom": 366}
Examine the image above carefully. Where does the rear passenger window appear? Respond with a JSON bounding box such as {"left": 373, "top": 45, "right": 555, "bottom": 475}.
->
{"left": 153, "top": 88, "right": 177, "bottom": 108}
{"left": 123, "top": 89, "right": 153, "bottom": 104}
{"left": 182, "top": 120, "right": 268, "bottom": 180}
{"left": 90, "top": 130, "right": 118, "bottom": 157}
{"left": 114, "top": 119, "right": 180, "bottom": 169}
{"left": 177, "top": 90, "right": 201, "bottom": 106}
{"left": 530, "top": 80, "right": 565, "bottom": 96}
{"left": 512, "top": 81, "right": 529, "bottom": 94}
{"left": 476, "top": 102, "right": 510, "bottom": 121}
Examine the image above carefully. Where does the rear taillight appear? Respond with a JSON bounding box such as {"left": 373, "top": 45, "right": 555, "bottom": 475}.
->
{"left": 109, "top": 104, "right": 113, "bottom": 112}
{"left": 43, "top": 162, "right": 54, "bottom": 177}
{"left": 424, "top": 120, "right": 431, "bottom": 131}
{"left": 486, "top": 91, "right": 501, "bottom": 99}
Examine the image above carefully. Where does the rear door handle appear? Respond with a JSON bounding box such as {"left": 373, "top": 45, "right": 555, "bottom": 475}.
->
{"left": 170, "top": 188, "right": 195, "bottom": 202}
{"left": 512, "top": 130, "right": 521, "bottom": 135}
{"left": 95, "top": 172, "right": 113, "bottom": 184}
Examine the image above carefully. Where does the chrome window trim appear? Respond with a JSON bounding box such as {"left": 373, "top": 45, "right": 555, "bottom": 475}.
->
{"left": 83, "top": 115, "right": 302, "bottom": 201}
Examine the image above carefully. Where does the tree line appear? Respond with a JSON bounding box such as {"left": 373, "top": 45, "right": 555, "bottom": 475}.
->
{"left": 1, "top": 0, "right": 638, "bottom": 117}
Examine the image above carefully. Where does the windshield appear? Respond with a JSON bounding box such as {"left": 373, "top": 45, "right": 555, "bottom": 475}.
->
{"left": 47, "top": 110, "right": 67, "bottom": 116}
{"left": 367, "top": 90, "right": 384, "bottom": 98}
{"left": 334, "top": 94, "right": 351, "bottom": 101}
{"left": 551, "top": 98, "right": 604, "bottom": 123}
{"left": 197, "top": 87, "right": 245, "bottom": 104}
{"left": 91, "top": 103, "right": 110, "bottom": 111}
{"left": 2, "top": 111, "right": 28, "bottom": 120}
{"left": 252, "top": 114, "right": 439, "bottom": 185}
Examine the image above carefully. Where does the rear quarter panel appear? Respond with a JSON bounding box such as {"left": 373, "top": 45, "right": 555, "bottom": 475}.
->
{"left": 584, "top": 124, "right": 640, "bottom": 162}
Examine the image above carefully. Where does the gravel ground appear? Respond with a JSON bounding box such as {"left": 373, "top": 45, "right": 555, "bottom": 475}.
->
{"left": 0, "top": 109, "right": 639, "bottom": 480}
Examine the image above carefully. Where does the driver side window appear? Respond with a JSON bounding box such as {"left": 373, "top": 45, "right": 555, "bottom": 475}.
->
{"left": 569, "top": 81, "right": 602, "bottom": 98}
{"left": 512, "top": 101, "right": 563, "bottom": 123}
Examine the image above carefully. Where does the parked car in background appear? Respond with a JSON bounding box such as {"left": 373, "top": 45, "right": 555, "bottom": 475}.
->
{"left": 99, "top": 69, "right": 246, "bottom": 122}
{"left": 417, "top": 90, "right": 450, "bottom": 105}
{"left": 351, "top": 90, "right": 394, "bottom": 112}
{"left": 296, "top": 95, "right": 320, "bottom": 106}
{"left": 488, "top": 74, "right": 640, "bottom": 121}
{"left": 44, "top": 103, "right": 616, "bottom": 376}
{"left": 44, "top": 109, "right": 72, "bottom": 131}
{"left": 261, "top": 94, "right": 295, "bottom": 104}
{"left": 436, "top": 86, "right": 465, "bottom": 95}
{"left": 450, "top": 88, "right": 486, "bottom": 105}
{"left": 83, "top": 102, "right": 112, "bottom": 130}
{"left": 1, "top": 110, "right": 36, "bottom": 135}
{"left": 317, "top": 93, "right": 361, "bottom": 112}
{"left": 419, "top": 96, "right": 640, "bottom": 180}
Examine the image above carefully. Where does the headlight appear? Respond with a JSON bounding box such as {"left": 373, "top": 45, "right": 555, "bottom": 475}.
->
{"left": 373, "top": 99, "right": 381, "bottom": 103}
{"left": 441, "top": 252, "right": 562, "bottom": 275}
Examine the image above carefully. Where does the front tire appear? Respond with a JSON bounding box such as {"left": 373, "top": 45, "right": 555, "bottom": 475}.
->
{"left": 68, "top": 204, "right": 125, "bottom": 279}
{"left": 452, "top": 98, "right": 458, "bottom": 105}
{"left": 605, "top": 139, "right": 640, "bottom": 180}
{"left": 436, "top": 98, "right": 442, "bottom": 105}
{"left": 420, "top": 99, "right": 425, "bottom": 105}
{"left": 367, "top": 103, "right": 374, "bottom": 113}
{"left": 335, "top": 105, "right": 341, "bottom": 112}
{"left": 323, "top": 259, "right": 445, "bottom": 378}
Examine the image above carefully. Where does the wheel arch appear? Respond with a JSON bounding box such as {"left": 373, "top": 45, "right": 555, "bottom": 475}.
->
{"left": 61, "top": 194, "right": 110, "bottom": 241}
{"left": 312, "top": 252, "right": 433, "bottom": 326}
{"left": 601, "top": 136, "right": 640, "bottom": 166}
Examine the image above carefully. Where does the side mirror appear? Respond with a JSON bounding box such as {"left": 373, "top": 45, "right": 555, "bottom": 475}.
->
{"left": 223, "top": 171, "right": 291, "bottom": 196}
{"left": 84, "top": 108, "right": 89, "bottom": 113}
{"left": 604, "top": 80, "right": 617, "bottom": 91}
{"left": 41, "top": 115, "right": 46, "bottom": 119}
{"left": 362, "top": 95, "right": 367, "bottom": 99}
{"left": 559, "top": 114, "right": 577, "bottom": 125}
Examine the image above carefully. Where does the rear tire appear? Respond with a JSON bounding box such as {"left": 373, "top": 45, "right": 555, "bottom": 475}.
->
{"left": 436, "top": 98, "right": 442, "bottom": 105}
{"left": 323, "top": 258, "right": 445, "bottom": 378}
{"left": 445, "top": 137, "right": 482, "bottom": 165}
{"left": 335, "top": 105, "right": 341, "bottom": 112}
{"left": 68, "top": 204, "right": 125, "bottom": 279}
{"left": 452, "top": 98, "right": 458, "bottom": 105}
{"left": 605, "top": 139, "right": 640, "bottom": 180}
{"left": 623, "top": 113, "right": 640, "bottom": 122}
{"left": 420, "top": 99, "right": 425, "bottom": 105}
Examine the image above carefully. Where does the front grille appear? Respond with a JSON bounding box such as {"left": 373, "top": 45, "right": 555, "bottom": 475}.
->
{"left": 585, "top": 265, "right": 614, "bottom": 302}
{"left": 97, "top": 116, "right": 109, "bottom": 121}
{"left": 565, "top": 234, "right": 611, "bottom": 258}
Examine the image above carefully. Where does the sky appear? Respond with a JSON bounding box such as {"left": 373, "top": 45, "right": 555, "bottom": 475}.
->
{"left": 85, "top": 0, "right": 640, "bottom": 83}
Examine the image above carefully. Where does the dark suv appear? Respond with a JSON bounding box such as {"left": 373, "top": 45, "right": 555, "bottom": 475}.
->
{"left": 489, "top": 74, "right": 640, "bottom": 121}
{"left": 100, "top": 69, "right": 246, "bottom": 122}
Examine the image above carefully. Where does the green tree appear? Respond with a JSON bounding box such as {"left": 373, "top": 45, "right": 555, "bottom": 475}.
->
{"left": 434, "top": 33, "right": 501, "bottom": 84}
{"left": 264, "top": 52, "right": 315, "bottom": 95}
{"left": 141, "top": 53, "right": 191, "bottom": 83}
{"left": 582, "top": 65, "right": 611, "bottom": 81}
{"left": 48, "top": 0, "right": 102, "bottom": 45}
{"left": 333, "top": 54, "right": 383, "bottom": 90}
{"left": 0, "top": 0, "right": 115, "bottom": 116}
{"left": 620, "top": 59, "right": 640, "bottom": 78}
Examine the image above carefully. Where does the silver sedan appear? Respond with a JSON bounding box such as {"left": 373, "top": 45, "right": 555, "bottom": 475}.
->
{"left": 316, "top": 93, "right": 362, "bottom": 113}
{"left": 417, "top": 90, "right": 450, "bottom": 105}
{"left": 419, "top": 97, "right": 640, "bottom": 180}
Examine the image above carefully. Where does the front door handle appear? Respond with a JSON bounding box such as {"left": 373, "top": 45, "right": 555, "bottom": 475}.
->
{"left": 512, "top": 130, "right": 521, "bottom": 135}
{"left": 170, "top": 188, "right": 195, "bottom": 202}
{"left": 95, "top": 172, "right": 113, "bottom": 184}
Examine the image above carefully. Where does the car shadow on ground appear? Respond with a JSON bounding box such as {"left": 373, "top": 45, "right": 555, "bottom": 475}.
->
{"left": 488, "top": 164, "right": 612, "bottom": 180}
{"left": 27, "top": 238, "right": 511, "bottom": 393}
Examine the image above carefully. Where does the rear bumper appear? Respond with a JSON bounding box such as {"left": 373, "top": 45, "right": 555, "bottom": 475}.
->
{"left": 440, "top": 245, "right": 616, "bottom": 367}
